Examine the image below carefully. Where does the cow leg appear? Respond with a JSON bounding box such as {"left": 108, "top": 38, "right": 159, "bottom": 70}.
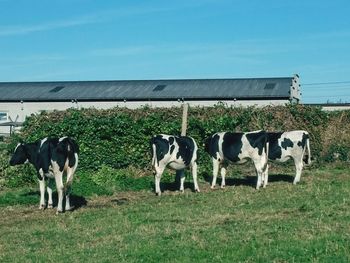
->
{"left": 54, "top": 171, "right": 64, "bottom": 213}
{"left": 65, "top": 165, "right": 77, "bottom": 211}
{"left": 293, "top": 158, "right": 303, "bottom": 185}
{"left": 47, "top": 178, "right": 54, "bottom": 209}
{"left": 38, "top": 178, "right": 46, "bottom": 209}
{"left": 155, "top": 171, "right": 162, "bottom": 196}
{"left": 253, "top": 160, "right": 264, "bottom": 190}
{"left": 262, "top": 164, "right": 269, "bottom": 188}
{"left": 65, "top": 187, "right": 72, "bottom": 211}
{"left": 177, "top": 169, "right": 185, "bottom": 193}
{"left": 154, "top": 166, "right": 165, "bottom": 196}
{"left": 191, "top": 162, "right": 200, "bottom": 192}
{"left": 220, "top": 166, "right": 227, "bottom": 189}
{"left": 211, "top": 159, "right": 220, "bottom": 189}
{"left": 256, "top": 171, "right": 262, "bottom": 190}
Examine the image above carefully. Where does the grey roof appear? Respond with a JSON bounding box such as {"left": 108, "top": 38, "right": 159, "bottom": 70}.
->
{"left": 0, "top": 77, "right": 296, "bottom": 102}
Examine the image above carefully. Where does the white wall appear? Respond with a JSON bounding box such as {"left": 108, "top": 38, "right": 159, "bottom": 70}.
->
{"left": 0, "top": 99, "right": 289, "bottom": 135}
{"left": 319, "top": 105, "right": 350, "bottom": 111}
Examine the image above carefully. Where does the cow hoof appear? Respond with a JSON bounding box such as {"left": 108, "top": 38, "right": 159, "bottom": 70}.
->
{"left": 210, "top": 185, "right": 215, "bottom": 189}
{"left": 220, "top": 186, "right": 225, "bottom": 189}
{"left": 39, "top": 204, "right": 46, "bottom": 210}
{"left": 56, "top": 210, "right": 64, "bottom": 215}
{"left": 155, "top": 192, "right": 161, "bottom": 196}
{"left": 180, "top": 190, "right": 184, "bottom": 194}
{"left": 66, "top": 206, "right": 75, "bottom": 212}
{"left": 293, "top": 179, "right": 300, "bottom": 185}
{"left": 47, "top": 204, "right": 53, "bottom": 209}
{"left": 195, "top": 189, "right": 200, "bottom": 193}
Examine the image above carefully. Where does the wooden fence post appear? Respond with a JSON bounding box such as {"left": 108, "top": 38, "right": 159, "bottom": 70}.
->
{"left": 176, "top": 103, "right": 189, "bottom": 186}
{"left": 181, "top": 103, "right": 189, "bottom": 136}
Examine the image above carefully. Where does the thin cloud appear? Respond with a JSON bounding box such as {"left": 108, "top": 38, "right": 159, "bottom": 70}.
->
{"left": 0, "top": 15, "right": 98, "bottom": 36}
{"left": 0, "top": 4, "right": 192, "bottom": 37}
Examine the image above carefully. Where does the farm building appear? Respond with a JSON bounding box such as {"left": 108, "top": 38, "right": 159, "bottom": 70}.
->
{"left": 0, "top": 75, "right": 301, "bottom": 135}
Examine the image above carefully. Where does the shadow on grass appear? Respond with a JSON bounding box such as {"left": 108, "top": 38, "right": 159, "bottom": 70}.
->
{"left": 149, "top": 176, "right": 197, "bottom": 194}
{"left": 158, "top": 181, "right": 197, "bottom": 193}
{"left": 268, "top": 173, "right": 294, "bottom": 183}
{"left": 22, "top": 191, "right": 87, "bottom": 211}
{"left": 202, "top": 172, "right": 295, "bottom": 188}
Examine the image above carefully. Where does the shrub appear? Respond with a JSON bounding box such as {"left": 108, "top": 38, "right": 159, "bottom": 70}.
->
{"left": 1, "top": 105, "right": 349, "bottom": 190}
{"left": 324, "top": 144, "right": 350, "bottom": 162}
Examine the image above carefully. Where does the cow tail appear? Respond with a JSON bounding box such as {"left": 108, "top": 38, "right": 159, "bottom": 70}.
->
{"left": 150, "top": 138, "right": 157, "bottom": 171}
{"left": 306, "top": 135, "right": 311, "bottom": 165}
{"left": 152, "top": 143, "right": 156, "bottom": 167}
{"left": 57, "top": 138, "right": 79, "bottom": 168}
{"left": 66, "top": 138, "right": 79, "bottom": 155}
{"left": 264, "top": 134, "right": 269, "bottom": 170}
{"left": 265, "top": 140, "right": 269, "bottom": 159}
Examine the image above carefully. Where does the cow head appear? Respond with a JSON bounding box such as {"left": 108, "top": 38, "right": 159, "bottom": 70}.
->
{"left": 9, "top": 143, "right": 28, "bottom": 166}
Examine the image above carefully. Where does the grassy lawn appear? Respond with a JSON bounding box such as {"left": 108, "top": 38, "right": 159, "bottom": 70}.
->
{"left": 0, "top": 164, "right": 349, "bottom": 262}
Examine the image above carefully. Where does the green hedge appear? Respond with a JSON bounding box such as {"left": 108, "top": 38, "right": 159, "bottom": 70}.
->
{"left": 1, "top": 104, "right": 350, "bottom": 189}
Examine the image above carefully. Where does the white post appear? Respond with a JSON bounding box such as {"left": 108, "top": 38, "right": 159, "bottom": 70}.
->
{"left": 176, "top": 103, "right": 189, "bottom": 187}
{"left": 181, "top": 103, "right": 189, "bottom": 136}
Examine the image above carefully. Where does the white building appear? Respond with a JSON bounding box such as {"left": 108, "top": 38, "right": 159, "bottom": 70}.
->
{"left": 0, "top": 75, "right": 301, "bottom": 135}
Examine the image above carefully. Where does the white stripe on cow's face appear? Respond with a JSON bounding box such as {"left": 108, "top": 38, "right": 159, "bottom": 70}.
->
{"left": 40, "top": 138, "right": 48, "bottom": 148}
{"left": 13, "top": 143, "right": 29, "bottom": 163}
{"left": 14, "top": 143, "right": 21, "bottom": 153}
{"left": 59, "top": 136, "right": 68, "bottom": 142}
{"left": 245, "top": 130, "right": 262, "bottom": 134}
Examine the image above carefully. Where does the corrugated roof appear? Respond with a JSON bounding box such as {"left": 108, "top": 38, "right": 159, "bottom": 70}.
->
{"left": 0, "top": 77, "right": 296, "bottom": 102}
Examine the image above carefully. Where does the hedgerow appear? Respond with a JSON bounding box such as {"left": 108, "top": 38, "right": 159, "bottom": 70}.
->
{"left": 1, "top": 104, "right": 349, "bottom": 190}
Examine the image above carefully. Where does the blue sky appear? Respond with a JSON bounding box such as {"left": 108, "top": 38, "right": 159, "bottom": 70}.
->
{"left": 0, "top": 0, "right": 350, "bottom": 103}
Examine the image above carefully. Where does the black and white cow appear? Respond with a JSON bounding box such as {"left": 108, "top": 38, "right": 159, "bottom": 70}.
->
{"left": 150, "top": 134, "right": 200, "bottom": 195}
{"left": 264, "top": 130, "right": 311, "bottom": 185}
{"left": 205, "top": 130, "right": 269, "bottom": 189}
{"left": 9, "top": 137, "right": 79, "bottom": 213}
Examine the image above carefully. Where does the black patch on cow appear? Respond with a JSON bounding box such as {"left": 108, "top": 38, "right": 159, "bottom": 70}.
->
{"left": 281, "top": 138, "right": 294, "bottom": 150}
{"left": 169, "top": 137, "right": 174, "bottom": 145}
{"left": 170, "top": 145, "right": 175, "bottom": 154}
{"left": 267, "top": 133, "right": 297, "bottom": 160}
{"left": 246, "top": 131, "right": 268, "bottom": 156}
{"left": 222, "top": 132, "right": 244, "bottom": 162}
{"left": 267, "top": 132, "right": 283, "bottom": 160}
{"left": 39, "top": 138, "right": 59, "bottom": 175}
{"left": 205, "top": 134, "right": 221, "bottom": 160}
{"left": 175, "top": 136, "right": 195, "bottom": 166}
{"left": 150, "top": 135, "right": 170, "bottom": 165}
{"left": 297, "top": 133, "right": 309, "bottom": 148}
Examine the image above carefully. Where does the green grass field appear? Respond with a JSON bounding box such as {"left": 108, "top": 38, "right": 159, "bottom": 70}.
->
{"left": 0, "top": 164, "right": 349, "bottom": 262}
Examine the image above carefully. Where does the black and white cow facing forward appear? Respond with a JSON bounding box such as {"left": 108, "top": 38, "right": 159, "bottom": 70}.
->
{"left": 150, "top": 134, "right": 200, "bottom": 195}
{"left": 205, "top": 131, "right": 269, "bottom": 189}
{"left": 265, "top": 130, "right": 311, "bottom": 185}
{"left": 9, "top": 137, "right": 79, "bottom": 213}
